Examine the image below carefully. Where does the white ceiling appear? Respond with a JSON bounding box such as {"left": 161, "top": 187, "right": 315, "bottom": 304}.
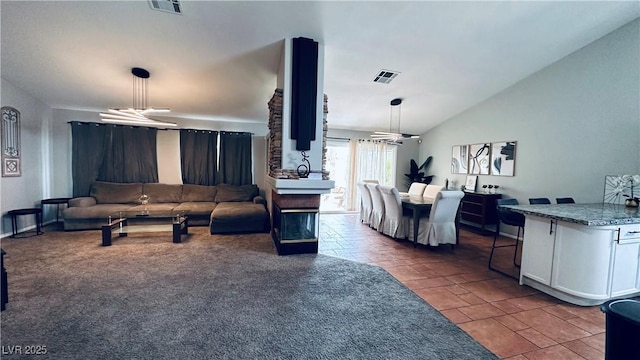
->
{"left": 2, "top": 1, "right": 639, "bottom": 134}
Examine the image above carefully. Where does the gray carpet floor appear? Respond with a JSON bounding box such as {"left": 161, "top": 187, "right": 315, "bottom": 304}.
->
{"left": 1, "top": 226, "right": 496, "bottom": 359}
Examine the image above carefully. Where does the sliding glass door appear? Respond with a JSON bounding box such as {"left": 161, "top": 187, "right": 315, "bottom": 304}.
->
{"left": 320, "top": 139, "right": 397, "bottom": 213}
{"left": 320, "top": 139, "right": 351, "bottom": 212}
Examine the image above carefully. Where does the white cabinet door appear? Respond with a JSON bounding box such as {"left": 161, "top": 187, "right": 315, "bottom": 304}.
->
{"left": 610, "top": 224, "right": 640, "bottom": 297}
{"left": 521, "top": 216, "right": 556, "bottom": 285}
{"left": 551, "top": 222, "right": 613, "bottom": 300}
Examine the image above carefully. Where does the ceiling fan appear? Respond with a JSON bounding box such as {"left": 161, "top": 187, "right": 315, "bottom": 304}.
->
{"left": 371, "top": 98, "right": 420, "bottom": 142}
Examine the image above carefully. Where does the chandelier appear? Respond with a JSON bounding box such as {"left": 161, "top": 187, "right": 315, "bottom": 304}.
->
{"left": 100, "top": 67, "right": 176, "bottom": 127}
{"left": 371, "top": 98, "right": 419, "bottom": 142}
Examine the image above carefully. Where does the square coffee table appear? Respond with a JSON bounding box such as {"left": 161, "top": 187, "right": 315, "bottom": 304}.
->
{"left": 101, "top": 210, "right": 189, "bottom": 246}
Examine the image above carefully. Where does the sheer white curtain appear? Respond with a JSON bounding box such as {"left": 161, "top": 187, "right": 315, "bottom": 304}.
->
{"left": 346, "top": 139, "right": 397, "bottom": 210}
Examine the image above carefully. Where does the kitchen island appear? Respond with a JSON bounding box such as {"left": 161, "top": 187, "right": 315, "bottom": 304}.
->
{"left": 502, "top": 203, "right": 640, "bottom": 306}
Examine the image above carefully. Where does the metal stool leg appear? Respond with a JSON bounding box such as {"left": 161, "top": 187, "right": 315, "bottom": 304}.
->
{"left": 489, "top": 220, "right": 520, "bottom": 280}
{"left": 513, "top": 226, "right": 522, "bottom": 267}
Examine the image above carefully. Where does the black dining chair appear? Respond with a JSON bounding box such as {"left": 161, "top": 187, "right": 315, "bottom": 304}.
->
{"left": 529, "top": 198, "right": 551, "bottom": 204}
{"left": 489, "top": 198, "right": 525, "bottom": 279}
{"left": 556, "top": 197, "right": 575, "bottom": 204}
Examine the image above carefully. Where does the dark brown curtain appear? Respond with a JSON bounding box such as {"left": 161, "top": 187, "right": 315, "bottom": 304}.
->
{"left": 219, "top": 131, "right": 252, "bottom": 185}
{"left": 71, "top": 122, "right": 106, "bottom": 197}
{"left": 98, "top": 125, "right": 158, "bottom": 183}
{"left": 180, "top": 129, "right": 218, "bottom": 185}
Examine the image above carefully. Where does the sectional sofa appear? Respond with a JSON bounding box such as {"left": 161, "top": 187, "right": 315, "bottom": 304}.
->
{"left": 63, "top": 181, "right": 270, "bottom": 234}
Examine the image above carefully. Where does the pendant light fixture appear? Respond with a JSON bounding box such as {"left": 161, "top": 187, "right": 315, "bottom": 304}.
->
{"left": 371, "top": 98, "right": 419, "bottom": 142}
{"left": 100, "top": 67, "right": 176, "bottom": 127}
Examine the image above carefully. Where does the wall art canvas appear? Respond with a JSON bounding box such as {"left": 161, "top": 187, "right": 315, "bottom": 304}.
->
{"left": 1, "top": 106, "right": 21, "bottom": 177}
{"left": 468, "top": 143, "right": 490, "bottom": 175}
{"left": 491, "top": 141, "right": 516, "bottom": 176}
{"left": 451, "top": 145, "right": 468, "bottom": 174}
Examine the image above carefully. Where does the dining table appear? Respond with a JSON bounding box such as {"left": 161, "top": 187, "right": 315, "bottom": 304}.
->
{"left": 401, "top": 195, "right": 435, "bottom": 247}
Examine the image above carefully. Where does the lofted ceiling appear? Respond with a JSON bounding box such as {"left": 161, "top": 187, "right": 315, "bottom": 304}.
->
{"left": 1, "top": 1, "right": 638, "bottom": 135}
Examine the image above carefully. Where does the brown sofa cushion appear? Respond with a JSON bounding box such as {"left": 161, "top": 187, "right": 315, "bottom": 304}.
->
{"left": 209, "top": 202, "right": 268, "bottom": 234}
{"left": 142, "top": 183, "right": 183, "bottom": 203}
{"left": 90, "top": 181, "right": 143, "bottom": 204}
{"left": 181, "top": 184, "right": 217, "bottom": 202}
{"left": 173, "top": 201, "right": 217, "bottom": 216}
{"left": 215, "top": 184, "right": 258, "bottom": 203}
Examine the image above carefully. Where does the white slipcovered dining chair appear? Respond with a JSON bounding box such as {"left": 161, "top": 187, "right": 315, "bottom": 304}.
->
{"left": 357, "top": 182, "right": 373, "bottom": 225}
{"left": 365, "top": 183, "right": 385, "bottom": 231}
{"left": 409, "top": 190, "right": 464, "bottom": 246}
{"left": 378, "top": 185, "right": 410, "bottom": 239}
{"left": 399, "top": 182, "right": 427, "bottom": 197}
{"left": 423, "top": 184, "right": 444, "bottom": 199}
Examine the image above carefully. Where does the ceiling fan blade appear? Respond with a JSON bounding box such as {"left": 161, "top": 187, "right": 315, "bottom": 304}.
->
{"left": 371, "top": 135, "right": 395, "bottom": 139}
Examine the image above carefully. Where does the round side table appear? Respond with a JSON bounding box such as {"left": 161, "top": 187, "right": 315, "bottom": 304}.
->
{"left": 7, "top": 208, "right": 43, "bottom": 238}
{"left": 41, "top": 197, "right": 71, "bottom": 229}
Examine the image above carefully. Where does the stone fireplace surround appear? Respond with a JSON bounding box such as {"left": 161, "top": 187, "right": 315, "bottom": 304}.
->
{"left": 267, "top": 88, "right": 330, "bottom": 180}
{"left": 266, "top": 89, "right": 334, "bottom": 255}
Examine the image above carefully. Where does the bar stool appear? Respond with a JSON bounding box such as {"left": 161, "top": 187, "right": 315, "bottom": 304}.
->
{"left": 529, "top": 198, "right": 551, "bottom": 204}
{"left": 490, "top": 199, "right": 525, "bottom": 279}
{"left": 7, "top": 208, "right": 43, "bottom": 238}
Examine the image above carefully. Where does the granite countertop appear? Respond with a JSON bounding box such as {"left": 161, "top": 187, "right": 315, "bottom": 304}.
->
{"left": 501, "top": 203, "right": 640, "bottom": 226}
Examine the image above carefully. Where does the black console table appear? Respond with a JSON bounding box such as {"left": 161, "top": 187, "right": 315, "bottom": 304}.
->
{"left": 460, "top": 192, "right": 501, "bottom": 235}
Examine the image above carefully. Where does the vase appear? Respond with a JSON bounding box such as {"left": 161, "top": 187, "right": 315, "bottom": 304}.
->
{"left": 625, "top": 198, "right": 639, "bottom": 208}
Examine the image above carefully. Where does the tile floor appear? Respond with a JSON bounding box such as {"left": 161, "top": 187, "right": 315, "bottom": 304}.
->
{"left": 318, "top": 213, "right": 617, "bottom": 360}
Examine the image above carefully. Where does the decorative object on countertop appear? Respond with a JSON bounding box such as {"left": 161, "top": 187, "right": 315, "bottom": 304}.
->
{"left": 464, "top": 175, "right": 477, "bottom": 192}
{"left": 604, "top": 175, "right": 640, "bottom": 206}
{"left": 296, "top": 151, "right": 310, "bottom": 178}
{"left": 481, "top": 184, "right": 500, "bottom": 194}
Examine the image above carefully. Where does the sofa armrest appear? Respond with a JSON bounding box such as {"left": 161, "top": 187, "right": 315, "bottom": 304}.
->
{"left": 253, "top": 196, "right": 267, "bottom": 207}
{"left": 69, "top": 197, "right": 97, "bottom": 208}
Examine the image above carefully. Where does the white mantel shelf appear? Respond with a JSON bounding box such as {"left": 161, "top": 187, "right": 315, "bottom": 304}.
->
{"left": 266, "top": 176, "right": 335, "bottom": 195}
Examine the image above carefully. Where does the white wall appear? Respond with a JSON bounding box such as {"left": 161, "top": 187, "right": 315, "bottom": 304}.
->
{"left": 420, "top": 19, "right": 640, "bottom": 206}
{"left": 1, "top": 78, "right": 52, "bottom": 236}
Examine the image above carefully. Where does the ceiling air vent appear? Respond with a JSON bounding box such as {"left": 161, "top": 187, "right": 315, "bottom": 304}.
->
{"left": 373, "top": 69, "right": 400, "bottom": 84}
{"left": 149, "top": 0, "right": 182, "bottom": 15}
